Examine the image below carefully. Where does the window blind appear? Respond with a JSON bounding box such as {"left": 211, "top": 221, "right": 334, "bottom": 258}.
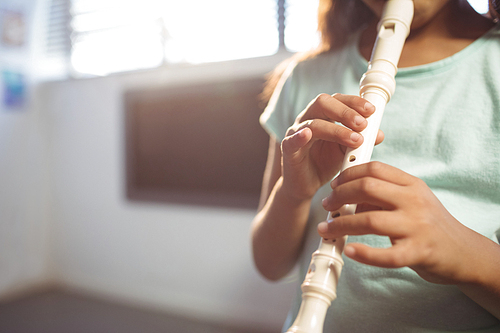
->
{"left": 44, "top": 0, "right": 71, "bottom": 59}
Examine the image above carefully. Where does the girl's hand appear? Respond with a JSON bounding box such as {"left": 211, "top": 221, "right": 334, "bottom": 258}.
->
{"left": 318, "top": 162, "right": 500, "bottom": 286}
{"left": 280, "top": 93, "right": 381, "bottom": 201}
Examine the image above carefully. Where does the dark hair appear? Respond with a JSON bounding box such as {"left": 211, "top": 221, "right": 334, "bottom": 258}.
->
{"left": 316, "top": 0, "right": 373, "bottom": 52}
{"left": 492, "top": 0, "right": 500, "bottom": 19}
{"left": 262, "top": 0, "right": 500, "bottom": 103}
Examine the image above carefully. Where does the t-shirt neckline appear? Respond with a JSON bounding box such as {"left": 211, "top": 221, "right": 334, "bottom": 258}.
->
{"left": 351, "top": 22, "right": 500, "bottom": 78}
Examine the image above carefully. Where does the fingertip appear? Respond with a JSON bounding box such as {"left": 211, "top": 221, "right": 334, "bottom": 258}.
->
{"left": 330, "top": 176, "right": 340, "bottom": 189}
{"left": 317, "top": 222, "right": 328, "bottom": 233}
{"left": 299, "top": 126, "right": 313, "bottom": 139}
{"left": 350, "top": 132, "right": 363, "bottom": 143}
{"left": 344, "top": 245, "right": 356, "bottom": 257}
{"left": 321, "top": 197, "right": 328, "bottom": 208}
{"left": 295, "top": 128, "right": 313, "bottom": 148}
{"left": 364, "top": 102, "right": 375, "bottom": 114}
{"left": 354, "top": 115, "right": 367, "bottom": 127}
{"left": 375, "top": 129, "right": 385, "bottom": 145}
{"left": 284, "top": 128, "right": 311, "bottom": 151}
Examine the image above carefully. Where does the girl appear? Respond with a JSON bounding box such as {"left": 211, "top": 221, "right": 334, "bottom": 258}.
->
{"left": 252, "top": 0, "right": 500, "bottom": 331}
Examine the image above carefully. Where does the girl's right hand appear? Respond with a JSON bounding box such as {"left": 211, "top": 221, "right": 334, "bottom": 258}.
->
{"left": 280, "top": 93, "right": 381, "bottom": 201}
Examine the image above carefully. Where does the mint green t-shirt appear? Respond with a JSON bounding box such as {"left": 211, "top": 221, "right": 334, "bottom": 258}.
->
{"left": 260, "top": 24, "right": 500, "bottom": 332}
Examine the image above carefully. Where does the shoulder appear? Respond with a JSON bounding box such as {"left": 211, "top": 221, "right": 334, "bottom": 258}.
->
{"left": 473, "top": 23, "right": 500, "bottom": 71}
{"left": 486, "top": 22, "right": 500, "bottom": 41}
{"left": 293, "top": 46, "right": 354, "bottom": 76}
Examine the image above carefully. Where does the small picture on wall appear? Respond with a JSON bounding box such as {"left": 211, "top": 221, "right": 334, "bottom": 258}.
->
{"left": 1, "top": 10, "right": 26, "bottom": 47}
{"left": 2, "top": 70, "right": 25, "bottom": 108}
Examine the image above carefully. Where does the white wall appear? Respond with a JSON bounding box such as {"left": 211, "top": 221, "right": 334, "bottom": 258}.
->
{"left": 0, "top": 0, "right": 54, "bottom": 298}
{"left": 38, "top": 55, "right": 296, "bottom": 331}
{"left": 0, "top": 92, "right": 53, "bottom": 295}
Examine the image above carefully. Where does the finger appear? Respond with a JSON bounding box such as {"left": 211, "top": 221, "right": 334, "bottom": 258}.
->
{"left": 344, "top": 243, "right": 419, "bottom": 269}
{"left": 287, "top": 118, "right": 364, "bottom": 149}
{"left": 317, "top": 210, "right": 407, "bottom": 239}
{"left": 281, "top": 127, "right": 313, "bottom": 159}
{"left": 339, "top": 129, "right": 384, "bottom": 154}
{"left": 332, "top": 93, "right": 376, "bottom": 117}
{"left": 331, "top": 161, "right": 415, "bottom": 190}
{"left": 375, "top": 129, "right": 384, "bottom": 145}
{"left": 300, "top": 94, "right": 374, "bottom": 132}
{"left": 323, "top": 176, "right": 404, "bottom": 211}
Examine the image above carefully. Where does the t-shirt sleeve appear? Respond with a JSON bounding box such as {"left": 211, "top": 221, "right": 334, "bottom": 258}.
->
{"left": 259, "top": 60, "right": 299, "bottom": 142}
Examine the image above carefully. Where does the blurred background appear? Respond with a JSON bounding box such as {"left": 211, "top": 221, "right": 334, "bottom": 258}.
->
{"left": 0, "top": 0, "right": 489, "bottom": 332}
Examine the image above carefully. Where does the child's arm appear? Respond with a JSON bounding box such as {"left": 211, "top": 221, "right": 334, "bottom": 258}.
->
{"left": 251, "top": 94, "right": 378, "bottom": 280}
{"left": 251, "top": 140, "right": 314, "bottom": 281}
{"left": 319, "top": 162, "right": 500, "bottom": 319}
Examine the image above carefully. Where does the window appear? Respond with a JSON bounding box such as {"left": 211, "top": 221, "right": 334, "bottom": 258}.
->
{"left": 45, "top": 0, "right": 319, "bottom": 77}
{"left": 468, "top": 0, "right": 490, "bottom": 14}
{"left": 285, "top": 0, "right": 320, "bottom": 52}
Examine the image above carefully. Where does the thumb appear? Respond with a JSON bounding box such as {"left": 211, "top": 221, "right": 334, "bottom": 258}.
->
{"left": 281, "top": 128, "right": 313, "bottom": 161}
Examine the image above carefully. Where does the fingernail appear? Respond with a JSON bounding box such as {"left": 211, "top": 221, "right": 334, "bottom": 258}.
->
{"left": 318, "top": 222, "right": 328, "bottom": 233}
{"left": 322, "top": 197, "right": 328, "bottom": 207}
{"left": 344, "top": 245, "right": 356, "bottom": 257}
{"left": 295, "top": 128, "right": 306, "bottom": 137}
{"left": 330, "top": 177, "right": 339, "bottom": 188}
{"left": 364, "top": 102, "right": 375, "bottom": 113}
{"left": 351, "top": 132, "right": 362, "bottom": 142}
{"left": 354, "top": 115, "right": 366, "bottom": 126}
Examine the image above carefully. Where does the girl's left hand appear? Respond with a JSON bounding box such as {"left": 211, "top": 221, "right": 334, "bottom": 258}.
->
{"left": 318, "top": 162, "right": 500, "bottom": 286}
